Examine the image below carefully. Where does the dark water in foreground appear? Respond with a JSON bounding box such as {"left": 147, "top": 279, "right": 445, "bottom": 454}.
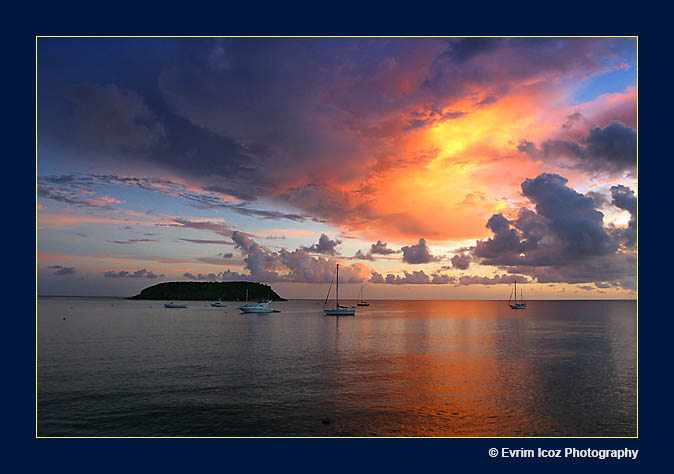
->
{"left": 37, "top": 298, "right": 636, "bottom": 437}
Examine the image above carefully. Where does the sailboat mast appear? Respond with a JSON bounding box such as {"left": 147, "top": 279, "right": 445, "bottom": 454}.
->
{"left": 336, "top": 264, "right": 339, "bottom": 306}
{"left": 514, "top": 280, "right": 517, "bottom": 303}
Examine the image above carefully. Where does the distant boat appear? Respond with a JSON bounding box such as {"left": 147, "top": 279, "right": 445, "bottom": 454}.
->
{"left": 239, "top": 288, "right": 279, "bottom": 313}
{"left": 164, "top": 302, "right": 187, "bottom": 308}
{"left": 239, "top": 300, "right": 279, "bottom": 313}
{"left": 324, "top": 264, "right": 355, "bottom": 316}
{"left": 211, "top": 298, "right": 227, "bottom": 307}
{"left": 357, "top": 285, "right": 369, "bottom": 306}
{"left": 508, "top": 280, "right": 526, "bottom": 309}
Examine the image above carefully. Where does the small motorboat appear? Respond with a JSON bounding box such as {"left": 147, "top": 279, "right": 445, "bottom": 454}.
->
{"left": 239, "top": 300, "right": 279, "bottom": 314}
{"left": 164, "top": 302, "right": 187, "bottom": 308}
{"left": 211, "top": 298, "right": 227, "bottom": 307}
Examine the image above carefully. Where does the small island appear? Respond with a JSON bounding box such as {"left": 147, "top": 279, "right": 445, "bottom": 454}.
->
{"left": 128, "top": 281, "right": 287, "bottom": 301}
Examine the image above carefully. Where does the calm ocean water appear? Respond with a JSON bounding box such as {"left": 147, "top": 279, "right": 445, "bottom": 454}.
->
{"left": 37, "top": 298, "right": 636, "bottom": 437}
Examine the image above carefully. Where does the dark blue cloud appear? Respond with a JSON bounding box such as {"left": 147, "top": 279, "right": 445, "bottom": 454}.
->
{"left": 610, "top": 184, "right": 637, "bottom": 247}
{"left": 401, "top": 238, "right": 441, "bottom": 264}
{"left": 472, "top": 173, "right": 636, "bottom": 288}
{"left": 301, "top": 234, "right": 342, "bottom": 256}
{"left": 48, "top": 265, "right": 76, "bottom": 276}
{"left": 519, "top": 121, "right": 637, "bottom": 173}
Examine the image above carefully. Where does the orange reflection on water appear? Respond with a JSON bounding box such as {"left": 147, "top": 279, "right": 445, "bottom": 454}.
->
{"left": 322, "top": 300, "right": 635, "bottom": 436}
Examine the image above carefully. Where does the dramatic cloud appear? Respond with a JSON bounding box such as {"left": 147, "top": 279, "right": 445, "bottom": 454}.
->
{"left": 610, "top": 184, "right": 637, "bottom": 247}
{"left": 38, "top": 38, "right": 636, "bottom": 241}
{"left": 230, "top": 231, "right": 369, "bottom": 283}
{"left": 36, "top": 38, "right": 637, "bottom": 298}
{"left": 471, "top": 173, "right": 636, "bottom": 289}
{"left": 301, "top": 234, "right": 342, "bottom": 255}
{"left": 401, "top": 238, "right": 441, "bottom": 264}
{"left": 519, "top": 121, "right": 637, "bottom": 173}
{"left": 48, "top": 265, "right": 76, "bottom": 276}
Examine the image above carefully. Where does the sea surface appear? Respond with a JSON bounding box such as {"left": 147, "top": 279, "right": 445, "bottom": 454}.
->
{"left": 37, "top": 298, "right": 637, "bottom": 437}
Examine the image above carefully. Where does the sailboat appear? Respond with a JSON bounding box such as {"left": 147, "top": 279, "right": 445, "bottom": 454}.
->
{"left": 323, "top": 264, "right": 356, "bottom": 316}
{"left": 357, "top": 285, "right": 369, "bottom": 306}
{"left": 508, "top": 280, "right": 527, "bottom": 309}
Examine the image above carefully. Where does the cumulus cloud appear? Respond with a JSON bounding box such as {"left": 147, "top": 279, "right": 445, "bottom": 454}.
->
{"left": 229, "top": 232, "right": 369, "bottom": 283}
{"left": 450, "top": 253, "right": 472, "bottom": 270}
{"left": 103, "top": 269, "right": 162, "bottom": 279}
{"left": 370, "top": 270, "right": 455, "bottom": 285}
{"left": 183, "top": 272, "right": 218, "bottom": 281}
{"left": 610, "top": 184, "right": 637, "bottom": 247}
{"left": 352, "top": 240, "right": 401, "bottom": 260}
{"left": 457, "top": 274, "right": 528, "bottom": 285}
{"left": 401, "top": 238, "right": 441, "bottom": 264}
{"left": 470, "top": 173, "right": 636, "bottom": 289}
{"left": 300, "top": 234, "right": 342, "bottom": 255}
{"left": 370, "top": 240, "right": 399, "bottom": 255}
{"left": 353, "top": 249, "right": 375, "bottom": 261}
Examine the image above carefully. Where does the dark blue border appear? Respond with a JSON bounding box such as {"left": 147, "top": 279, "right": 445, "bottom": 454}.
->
{"left": 14, "top": 2, "right": 657, "bottom": 472}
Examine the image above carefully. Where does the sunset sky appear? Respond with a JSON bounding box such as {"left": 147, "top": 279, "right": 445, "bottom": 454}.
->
{"left": 36, "top": 37, "right": 637, "bottom": 299}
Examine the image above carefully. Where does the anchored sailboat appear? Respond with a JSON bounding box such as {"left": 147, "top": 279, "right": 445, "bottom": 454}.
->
{"left": 508, "top": 280, "right": 526, "bottom": 309}
{"left": 357, "top": 285, "right": 369, "bottom": 306}
{"left": 323, "top": 264, "right": 356, "bottom": 316}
